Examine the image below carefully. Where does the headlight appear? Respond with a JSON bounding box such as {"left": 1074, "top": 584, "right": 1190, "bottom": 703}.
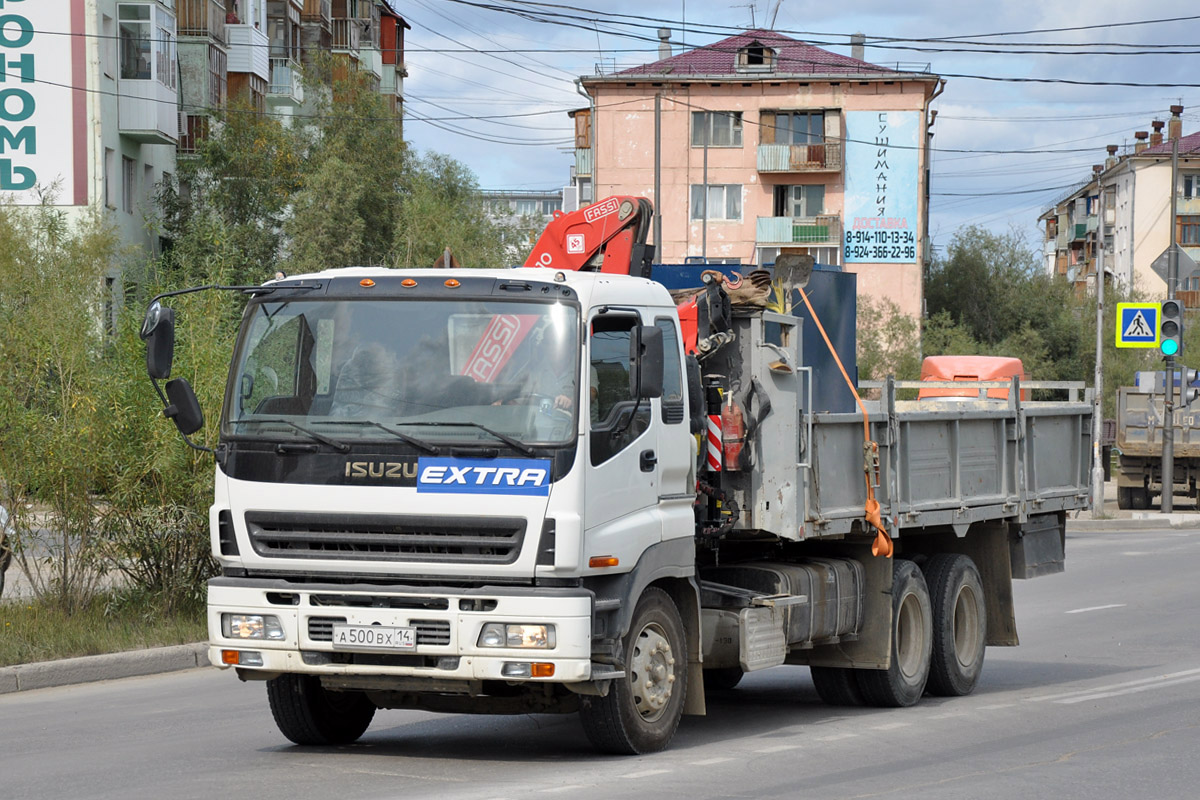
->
{"left": 222, "top": 614, "right": 285, "bottom": 640}
{"left": 477, "top": 623, "right": 555, "bottom": 649}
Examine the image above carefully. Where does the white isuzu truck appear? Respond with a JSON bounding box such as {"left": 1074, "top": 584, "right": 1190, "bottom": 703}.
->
{"left": 142, "top": 203, "right": 1092, "bottom": 755}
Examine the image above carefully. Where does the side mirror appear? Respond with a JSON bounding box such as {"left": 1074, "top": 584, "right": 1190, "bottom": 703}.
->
{"left": 141, "top": 301, "right": 176, "bottom": 380}
{"left": 629, "top": 325, "right": 664, "bottom": 400}
{"left": 164, "top": 378, "right": 205, "bottom": 436}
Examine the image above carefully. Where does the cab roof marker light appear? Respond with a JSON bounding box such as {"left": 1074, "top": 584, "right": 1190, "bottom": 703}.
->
{"left": 444, "top": 278, "right": 461, "bottom": 288}
{"left": 360, "top": 278, "right": 375, "bottom": 288}
{"left": 401, "top": 278, "right": 418, "bottom": 288}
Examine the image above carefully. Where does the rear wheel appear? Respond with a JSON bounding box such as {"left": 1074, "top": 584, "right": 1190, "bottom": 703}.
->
{"left": 1117, "top": 486, "right": 1133, "bottom": 510}
{"left": 266, "top": 674, "right": 376, "bottom": 745}
{"left": 580, "top": 587, "right": 687, "bottom": 754}
{"left": 856, "top": 559, "right": 932, "bottom": 708}
{"left": 703, "top": 666, "right": 744, "bottom": 692}
{"left": 1131, "top": 486, "right": 1151, "bottom": 510}
{"left": 810, "top": 666, "right": 865, "bottom": 706}
{"left": 924, "top": 554, "right": 987, "bottom": 697}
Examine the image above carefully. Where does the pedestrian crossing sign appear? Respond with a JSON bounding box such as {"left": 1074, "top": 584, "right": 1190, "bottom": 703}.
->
{"left": 1116, "top": 302, "right": 1161, "bottom": 348}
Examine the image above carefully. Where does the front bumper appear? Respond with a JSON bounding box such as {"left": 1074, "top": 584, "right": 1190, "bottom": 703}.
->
{"left": 207, "top": 577, "right": 595, "bottom": 683}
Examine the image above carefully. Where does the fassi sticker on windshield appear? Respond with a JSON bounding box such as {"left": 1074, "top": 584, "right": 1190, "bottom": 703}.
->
{"left": 416, "top": 457, "right": 551, "bottom": 496}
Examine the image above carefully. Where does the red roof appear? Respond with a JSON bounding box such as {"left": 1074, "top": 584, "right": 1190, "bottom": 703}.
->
{"left": 615, "top": 29, "right": 891, "bottom": 78}
{"left": 1143, "top": 131, "right": 1200, "bottom": 156}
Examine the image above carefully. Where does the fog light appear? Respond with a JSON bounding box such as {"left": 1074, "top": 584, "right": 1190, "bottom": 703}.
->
{"left": 478, "top": 623, "right": 555, "bottom": 649}
{"left": 223, "top": 614, "right": 284, "bottom": 640}
{"left": 502, "top": 662, "right": 531, "bottom": 678}
{"left": 221, "top": 649, "right": 263, "bottom": 667}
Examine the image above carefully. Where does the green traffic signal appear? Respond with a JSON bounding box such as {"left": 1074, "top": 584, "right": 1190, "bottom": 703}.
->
{"left": 1161, "top": 299, "right": 1184, "bottom": 357}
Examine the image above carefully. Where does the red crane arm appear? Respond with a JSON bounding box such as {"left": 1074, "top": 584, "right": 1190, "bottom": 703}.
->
{"left": 524, "top": 196, "right": 654, "bottom": 277}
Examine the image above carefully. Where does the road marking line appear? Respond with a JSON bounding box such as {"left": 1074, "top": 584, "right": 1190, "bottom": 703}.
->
{"left": 869, "top": 721, "right": 911, "bottom": 731}
{"left": 1065, "top": 604, "right": 1127, "bottom": 614}
{"left": 622, "top": 769, "right": 671, "bottom": 779}
{"left": 976, "top": 703, "right": 1014, "bottom": 710}
{"left": 690, "top": 757, "right": 734, "bottom": 766}
{"left": 1055, "top": 673, "right": 1200, "bottom": 705}
{"left": 541, "top": 786, "right": 587, "bottom": 794}
{"left": 814, "top": 732, "right": 858, "bottom": 742}
{"left": 1029, "top": 667, "right": 1200, "bottom": 703}
{"left": 755, "top": 744, "right": 802, "bottom": 753}
{"left": 928, "top": 712, "right": 964, "bottom": 719}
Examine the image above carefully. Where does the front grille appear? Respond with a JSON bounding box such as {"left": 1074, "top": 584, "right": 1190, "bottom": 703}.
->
{"left": 311, "top": 594, "right": 449, "bottom": 610}
{"left": 308, "top": 616, "right": 452, "bottom": 647}
{"left": 246, "top": 512, "right": 526, "bottom": 564}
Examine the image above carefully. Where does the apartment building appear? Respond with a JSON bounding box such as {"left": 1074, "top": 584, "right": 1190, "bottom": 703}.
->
{"left": 1040, "top": 106, "right": 1200, "bottom": 301}
{"left": 0, "top": 0, "right": 406, "bottom": 261}
{"left": 575, "top": 29, "right": 942, "bottom": 320}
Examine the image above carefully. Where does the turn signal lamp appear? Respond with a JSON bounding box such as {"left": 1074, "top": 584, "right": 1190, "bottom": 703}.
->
{"left": 589, "top": 555, "right": 619, "bottom": 568}
{"left": 531, "top": 663, "right": 555, "bottom": 678}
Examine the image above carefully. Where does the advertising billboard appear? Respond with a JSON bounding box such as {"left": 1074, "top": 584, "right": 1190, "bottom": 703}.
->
{"left": 843, "top": 110, "right": 920, "bottom": 264}
{"left": 0, "top": 0, "right": 85, "bottom": 205}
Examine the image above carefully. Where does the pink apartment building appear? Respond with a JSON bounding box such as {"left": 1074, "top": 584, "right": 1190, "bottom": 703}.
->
{"left": 575, "top": 29, "right": 943, "bottom": 320}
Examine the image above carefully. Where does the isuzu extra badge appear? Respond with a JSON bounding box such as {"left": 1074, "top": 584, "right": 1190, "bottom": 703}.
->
{"left": 416, "top": 457, "right": 551, "bottom": 496}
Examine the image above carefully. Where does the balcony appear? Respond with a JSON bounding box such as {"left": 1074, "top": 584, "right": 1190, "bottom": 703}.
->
{"left": 177, "top": 0, "right": 225, "bottom": 44}
{"left": 119, "top": 79, "right": 179, "bottom": 145}
{"left": 331, "top": 18, "right": 360, "bottom": 53}
{"left": 302, "top": 0, "right": 330, "bottom": 23}
{"left": 1072, "top": 222, "right": 1087, "bottom": 241}
{"left": 268, "top": 57, "right": 304, "bottom": 104}
{"left": 575, "top": 147, "right": 593, "bottom": 177}
{"left": 757, "top": 142, "right": 842, "bottom": 173}
{"left": 226, "top": 23, "right": 270, "bottom": 80}
{"left": 756, "top": 215, "right": 842, "bottom": 248}
{"left": 359, "top": 40, "right": 385, "bottom": 80}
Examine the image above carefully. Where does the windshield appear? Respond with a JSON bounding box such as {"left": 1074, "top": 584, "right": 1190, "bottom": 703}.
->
{"left": 223, "top": 297, "right": 580, "bottom": 447}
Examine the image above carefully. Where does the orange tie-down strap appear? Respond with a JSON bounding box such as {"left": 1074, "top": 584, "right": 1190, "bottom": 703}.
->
{"left": 797, "top": 286, "right": 893, "bottom": 558}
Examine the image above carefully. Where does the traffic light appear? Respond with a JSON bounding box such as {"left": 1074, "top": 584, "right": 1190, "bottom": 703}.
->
{"left": 1161, "top": 299, "right": 1184, "bottom": 357}
{"left": 1183, "top": 367, "right": 1200, "bottom": 405}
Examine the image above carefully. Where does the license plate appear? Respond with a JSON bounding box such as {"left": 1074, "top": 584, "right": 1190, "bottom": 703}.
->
{"left": 330, "top": 624, "right": 416, "bottom": 651}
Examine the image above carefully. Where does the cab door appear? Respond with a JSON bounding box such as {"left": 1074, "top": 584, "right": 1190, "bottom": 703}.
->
{"left": 584, "top": 312, "right": 660, "bottom": 553}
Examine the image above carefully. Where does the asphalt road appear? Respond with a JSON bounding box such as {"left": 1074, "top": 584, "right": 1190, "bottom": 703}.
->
{"left": 3, "top": 527, "right": 1200, "bottom": 800}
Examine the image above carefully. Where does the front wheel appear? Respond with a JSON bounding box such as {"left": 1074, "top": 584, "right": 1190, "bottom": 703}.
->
{"left": 266, "top": 674, "right": 376, "bottom": 745}
{"left": 580, "top": 587, "right": 687, "bottom": 754}
{"left": 857, "top": 559, "right": 932, "bottom": 708}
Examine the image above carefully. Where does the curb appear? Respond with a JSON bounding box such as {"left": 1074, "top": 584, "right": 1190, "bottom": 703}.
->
{"left": 0, "top": 642, "right": 210, "bottom": 695}
{"left": 1068, "top": 515, "right": 1200, "bottom": 533}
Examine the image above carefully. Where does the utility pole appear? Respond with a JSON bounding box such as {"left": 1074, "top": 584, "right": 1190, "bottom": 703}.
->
{"left": 1163, "top": 135, "right": 1180, "bottom": 513}
{"left": 654, "top": 92, "right": 662, "bottom": 256}
{"left": 1092, "top": 183, "right": 1106, "bottom": 517}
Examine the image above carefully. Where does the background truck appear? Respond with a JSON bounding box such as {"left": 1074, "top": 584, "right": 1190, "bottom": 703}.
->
{"left": 142, "top": 197, "right": 1092, "bottom": 755}
{"left": 1115, "top": 379, "right": 1200, "bottom": 509}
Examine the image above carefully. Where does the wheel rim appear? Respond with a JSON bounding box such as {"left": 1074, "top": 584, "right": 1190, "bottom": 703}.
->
{"left": 952, "top": 583, "right": 982, "bottom": 669}
{"left": 895, "top": 591, "right": 925, "bottom": 681}
{"left": 629, "top": 621, "right": 676, "bottom": 722}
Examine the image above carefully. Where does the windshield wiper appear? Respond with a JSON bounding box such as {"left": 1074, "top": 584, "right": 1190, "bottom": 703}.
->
{"left": 319, "top": 420, "right": 440, "bottom": 454}
{"left": 401, "top": 421, "right": 536, "bottom": 457}
{"left": 230, "top": 417, "right": 350, "bottom": 453}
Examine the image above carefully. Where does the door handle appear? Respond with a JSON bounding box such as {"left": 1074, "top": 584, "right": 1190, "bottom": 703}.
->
{"left": 640, "top": 449, "right": 657, "bottom": 472}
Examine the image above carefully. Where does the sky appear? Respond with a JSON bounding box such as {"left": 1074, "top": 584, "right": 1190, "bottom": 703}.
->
{"left": 399, "top": 0, "right": 1200, "bottom": 251}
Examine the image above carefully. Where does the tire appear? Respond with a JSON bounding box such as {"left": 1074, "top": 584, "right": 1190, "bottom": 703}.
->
{"left": 1116, "top": 486, "right": 1132, "bottom": 510}
{"left": 703, "top": 666, "right": 744, "bottom": 692}
{"left": 580, "top": 587, "right": 687, "bottom": 754}
{"left": 856, "top": 559, "right": 932, "bottom": 708}
{"left": 1131, "top": 486, "right": 1151, "bottom": 510}
{"left": 924, "top": 554, "right": 987, "bottom": 697}
{"left": 810, "top": 666, "right": 865, "bottom": 706}
{"left": 266, "top": 674, "right": 376, "bottom": 746}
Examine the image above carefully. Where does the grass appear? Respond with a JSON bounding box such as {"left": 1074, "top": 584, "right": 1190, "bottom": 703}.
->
{"left": 0, "top": 597, "right": 207, "bottom": 667}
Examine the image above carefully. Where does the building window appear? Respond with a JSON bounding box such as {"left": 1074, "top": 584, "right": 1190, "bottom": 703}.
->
{"left": 156, "top": 24, "right": 176, "bottom": 89}
{"left": 579, "top": 178, "right": 593, "bottom": 204}
{"left": 542, "top": 199, "right": 561, "bottom": 215}
{"left": 515, "top": 199, "right": 539, "bottom": 215}
{"left": 118, "top": 5, "right": 152, "bottom": 80}
{"left": 774, "top": 185, "right": 825, "bottom": 217}
{"left": 104, "top": 149, "right": 117, "bottom": 208}
{"left": 122, "top": 156, "right": 136, "bottom": 214}
{"left": 1184, "top": 175, "right": 1200, "bottom": 199}
{"left": 692, "top": 111, "right": 743, "bottom": 147}
{"left": 690, "top": 184, "right": 742, "bottom": 221}
{"left": 769, "top": 112, "right": 824, "bottom": 145}
{"left": 1180, "top": 215, "right": 1200, "bottom": 246}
